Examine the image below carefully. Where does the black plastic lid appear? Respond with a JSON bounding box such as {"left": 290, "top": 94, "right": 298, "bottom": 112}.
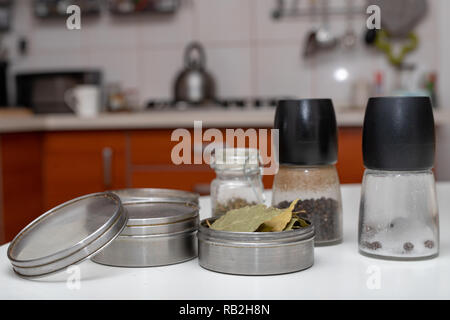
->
{"left": 363, "top": 96, "right": 435, "bottom": 171}
{"left": 274, "top": 99, "right": 338, "bottom": 165}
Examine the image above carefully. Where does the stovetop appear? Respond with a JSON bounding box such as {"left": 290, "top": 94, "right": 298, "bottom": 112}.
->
{"left": 146, "top": 97, "right": 293, "bottom": 110}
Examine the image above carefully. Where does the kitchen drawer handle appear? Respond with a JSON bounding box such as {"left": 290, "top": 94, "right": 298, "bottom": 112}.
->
{"left": 102, "top": 147, "right": 113, "bottom": 189}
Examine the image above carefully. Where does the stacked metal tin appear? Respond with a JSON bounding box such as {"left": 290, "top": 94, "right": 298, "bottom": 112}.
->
{"left": 7, "top": 186, "right": 315, "bottom": 278}
{"left": 92, "top": 189, "right": 199, "bottom": 267}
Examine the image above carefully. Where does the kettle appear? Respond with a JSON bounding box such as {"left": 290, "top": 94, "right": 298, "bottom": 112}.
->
{"left": 174, "top": 42, "right": 216, "bottom": 105}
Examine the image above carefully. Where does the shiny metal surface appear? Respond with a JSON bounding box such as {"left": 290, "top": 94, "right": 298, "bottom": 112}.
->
{"left": 197, "top": 218, "right": 315, "bottom": 275}
{"left": 7, "top": 192, "right": 127, "bottom": 278}
{"left": 111, "top": 188, "right": 199, "bottom": 205}
{"left": 92, "top": 230, "right": 198, "bottom": 267}
{"left": 120, "top": 202, "right": 199, "bottom": 236}
{"left": 91, "top": 193, "right": 200, "bottom": 267}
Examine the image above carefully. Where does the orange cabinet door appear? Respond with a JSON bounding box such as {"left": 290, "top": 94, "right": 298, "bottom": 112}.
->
{"left": 337, "top": 127, "right": 364, "bottom": 184}
{"left": 0, "top": 133, "right": 43, "bottom": 243}
{"left": 131, "top": 166, "right": 215, "bottom": 194}
{"left": 42, "top": 131, "right": 127, "bottom": 209}
{"left": 129, "top": 128, "right": 276, "bottom": 193}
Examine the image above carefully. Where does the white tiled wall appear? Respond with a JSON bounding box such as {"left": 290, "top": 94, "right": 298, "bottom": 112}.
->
{"left": 4, "top": 0, "right": 447, "bottom": 108}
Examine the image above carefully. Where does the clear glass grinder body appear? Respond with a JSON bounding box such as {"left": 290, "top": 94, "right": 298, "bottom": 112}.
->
{"left": 271, "top": 99, "right": 343, "bottom": 246}
{"left": 359, "top": 169, "right": 439, "bottom": 259}
{"left": 358, "top": 96, "right": 439, "bottom": 260}
{"left": 272, "top": 164, "right": 343, "bottom": 245}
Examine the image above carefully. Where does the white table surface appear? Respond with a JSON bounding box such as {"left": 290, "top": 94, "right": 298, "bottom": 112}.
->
{"left": 1, "top": 184, "right": 450, "bottom": 300}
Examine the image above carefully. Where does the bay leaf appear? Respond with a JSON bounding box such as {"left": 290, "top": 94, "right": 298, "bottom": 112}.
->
{"left": 296, "top": 217, "right": 310, "bottom": 228}
{"left": 284, "top": 218, "right": 297, "bottom": 231}
{"left": 284, "top": 216, "right": 311, "bottom": 231}
{"left": 210, "top": 204, "right": 284, "bottom": 232}
{"left": 259, "top": 199, "right": 299, "bottom": 232}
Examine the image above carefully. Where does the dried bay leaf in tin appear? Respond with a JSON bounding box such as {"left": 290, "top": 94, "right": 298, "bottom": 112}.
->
{"left": 210, "top": 199, "right": 306, "bottom": 233}
{"left": 284, "top": 216, "right": 311, "bottom": 231}
{"left": 258, "top": 200, "right": 299, "bottom": 232}
{"left": 284, "top": 218, "right": 297, "bottom": 231}
{"left": 210, "top": 205, "right": 283, "bottom": 232}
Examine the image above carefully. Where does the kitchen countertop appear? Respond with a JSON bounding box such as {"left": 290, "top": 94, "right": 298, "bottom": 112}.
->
{"left": 1, "top": 183, "right": 450, "bottom": 300}
{"left": 0, "top": 108, "right": 377, "bottom": 133}
{"left": 1, "top": 108, "right": 449, "bottom": 134}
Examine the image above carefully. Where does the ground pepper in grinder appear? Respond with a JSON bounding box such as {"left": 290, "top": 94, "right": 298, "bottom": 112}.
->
{"left": 358, "top": 96, "right": 439, "bottom": 260}
{"left": 272, "top": 99, "right": 343, "bottom": 246}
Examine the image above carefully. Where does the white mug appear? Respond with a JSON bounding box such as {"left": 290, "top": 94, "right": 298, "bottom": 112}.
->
{"left": 64, "top": 85, "right": 101, "bottom": 117}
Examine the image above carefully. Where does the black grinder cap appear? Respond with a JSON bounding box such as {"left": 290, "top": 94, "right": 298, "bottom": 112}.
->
{"left": 274, "top": 99, "right": 338, "bottom": 165}
{"left": 363, "top": 96, "right": 435, "bottom": 171}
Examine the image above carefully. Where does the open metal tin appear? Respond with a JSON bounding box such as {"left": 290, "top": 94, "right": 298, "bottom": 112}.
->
{"left": 197, "top": 218, "right": 315, "bottom": 275}
{"left": 7, "top": 192, "right": 128, "bottom": 278}
{"left": 91, "top": 188, "right": 200, "bottom": 267}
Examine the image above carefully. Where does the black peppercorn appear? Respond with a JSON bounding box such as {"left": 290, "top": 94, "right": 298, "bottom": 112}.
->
{"left": 276, "top": 198, "right": 340, "bottom": 243}
{"left": 403, "top": 242, "right": 414, "bottom": 252}
{"left": 362, "top": 241, "right": 382, "bottom": 250}
{"left": 424, "top": 240, "right": 435, "bottom": 249}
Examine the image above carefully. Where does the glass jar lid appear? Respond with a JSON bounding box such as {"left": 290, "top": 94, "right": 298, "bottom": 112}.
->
{"left": 210, "top": 148, "right": 262, "bottom": 173}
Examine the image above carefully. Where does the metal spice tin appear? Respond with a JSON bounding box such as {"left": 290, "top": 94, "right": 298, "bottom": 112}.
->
{"left": 197, "top": 218, "right": 315, "bottom": 275}
{"left": 7, "top": 192, "right": 128, "bottom": 278}
{"left": 91, "top": 188, "right": 200, "bottom": 267}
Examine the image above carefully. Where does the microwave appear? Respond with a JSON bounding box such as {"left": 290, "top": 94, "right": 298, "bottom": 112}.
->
{"left": 15, "top": 70, "right": 102, "bottom": 114}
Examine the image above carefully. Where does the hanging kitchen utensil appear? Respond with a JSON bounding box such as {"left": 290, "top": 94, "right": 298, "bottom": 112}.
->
{"left": 364, "top": 29, "right": 378, "bottom": 46}
{"left": 368, "top": 0, "right": 426, "bottom": 67}
{"left": 375, "top": 30, "right": 418, "bottom": 67}
{"left": 314, "top": 0, "right": 337, "bottom": 49}
{"left": 174, "top": 42, "right": 216, "bottom": 105}
{"left": 368, "top": 0, "right": 427, "bottom": 38}
{"left": 342, "top": 0, "right": 357, "bottom": 49}
{"left": 303, "top": 0, "right": 337, "bottom": 58}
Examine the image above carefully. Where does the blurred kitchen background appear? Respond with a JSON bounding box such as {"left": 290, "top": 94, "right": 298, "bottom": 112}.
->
{"left": 0, "top": 0, "right": 449, "bottom": 244}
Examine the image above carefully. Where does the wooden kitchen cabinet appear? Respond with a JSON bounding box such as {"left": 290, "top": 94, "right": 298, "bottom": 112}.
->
{"left": 42, "top": 131, "right": 127, "bottom": 209}
{"left": 337, "top": 127, "right": 364, "bottom": 184}
{"left": 132, "top": 166, "right": 215, "bottom": 192}
{"left": 0, "top": 133, "right": 43, "bottom": 243}
{"left": 129, "top": 130, "right": 216, "bottom": 193}
{"left": 0, "top": 126, "right": 364, "bottom": 245}
{"left": 129, "top": 129, "right": 277, "bottom": 192}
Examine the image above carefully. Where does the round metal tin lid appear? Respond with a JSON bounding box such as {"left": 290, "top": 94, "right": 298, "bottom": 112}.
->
{"left": 7, "top": 192, "right": 127, "bottom": 278}
{"left": 124, "top": 201, "right": 199, "bottom": 227}
{"left": 111, "top": 188, "right": 199, "bottom": 205}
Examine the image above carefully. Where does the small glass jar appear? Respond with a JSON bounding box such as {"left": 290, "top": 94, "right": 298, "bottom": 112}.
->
{"left": 272, "top": 164, "right": 343, "bottom": 245}
{"left": 210, "top": 148, "right": 264, "bottom": 217}
{"left": 358, "top": 96, "right": 439, "bottom": 260}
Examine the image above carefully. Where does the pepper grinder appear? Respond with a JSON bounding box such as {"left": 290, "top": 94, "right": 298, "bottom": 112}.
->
{"left": 272, "top": 99, "right": 343, "bottom": 246}
{"left": 359, "top": 96, "right": 439, "bottom": 260}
